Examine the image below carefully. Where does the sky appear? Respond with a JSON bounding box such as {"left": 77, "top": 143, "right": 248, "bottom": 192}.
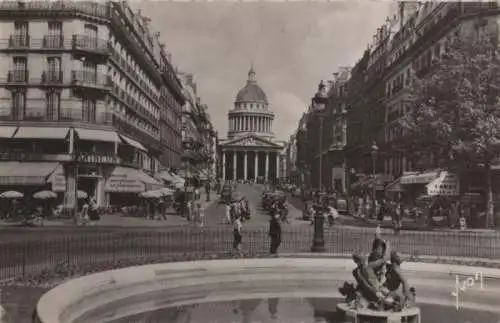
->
{"left": 133, "top": 1, "right": 395, "bottom": 141}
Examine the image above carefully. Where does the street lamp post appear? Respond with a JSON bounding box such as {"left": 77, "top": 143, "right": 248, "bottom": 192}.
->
{"left": 370, "top": 141, "right": 379, "bottom": 218}
{"left": 311, "top": 81, "right": 328, "bottom": 253}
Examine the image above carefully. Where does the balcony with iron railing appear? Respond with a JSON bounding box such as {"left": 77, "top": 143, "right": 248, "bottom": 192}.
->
{"left": 75, "top": 151, "right": 120, "bottom": 165}
{"left": 71, "top": 70, "right": 110, "bottom": 89}
{"left": 72, "top": 34, "right": 110, "bottom": 56}
{"left": 110, "top": 82, "right": 158, "bottom": 127}
{"left": 0, "top": 106, "right": 113, "bottom": 125}
{"left": 0, "top": 151, "right": 72, "bottom": 162}
{"left": 41, "top": 70, "right": 63, "bottom": 85}
{"left": 109, "top": 47, "right": 161, "bottom": 106}
{"left": 8, "top": 34, "right": 30, "bottom": 49}
{"left": 0, "top": 1, "right": 110, "bottom": 19}
{"left": 6, "top": 70, "right": 28, "bottom": 84}
{"left": 42, "top": 34, "right": 64, "bottom": 49}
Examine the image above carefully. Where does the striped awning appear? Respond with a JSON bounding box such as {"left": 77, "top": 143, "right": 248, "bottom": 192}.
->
{"left": 0, "top": 126, "right": 18, "bottom": 139}
{"left": 0, "top": 162, "right": 59, "bottom": 186}
{"left": 75, "top": 128, "right": 120, "bottom": 143}
{"left": 154, "top": 170, "right": 175, "bottom": 182}
{"left": 119, "top": 135, "right": 147, "bottom": 152}
{"left": 14, "top": 127, "right": 69, "bottom": 140}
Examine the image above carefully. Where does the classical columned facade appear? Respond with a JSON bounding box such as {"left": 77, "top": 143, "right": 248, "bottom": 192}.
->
{"left": 218, "top": 66, "right": 283, "bottom": 182}
{"left": 221, "top": 148, "right": 281, "bottom": 181}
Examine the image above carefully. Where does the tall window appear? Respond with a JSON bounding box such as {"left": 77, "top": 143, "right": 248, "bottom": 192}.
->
{"left": 47, "top": 21, "right": 62, "bottom": 47}
{"left": 12, "top": 90, "right": 26, "bottom": 120}
{"left": 84, "top": 24, "right": 98, "bottom": 48}
{"left": 83, "top": 61, "right": 97, "bottom": 83}
{"left": 46, "top": 91, "right": 60, "bottom": 121}
{"left": 82, "top": 98, "right": 96, "bottom": 123}
{"left": 12, "top": 56, "right": 27, "bottom": 82}
{"left": 46, "top": 57, "right": 61, "bottom": 81}
{"left": 13, "top": 21, "right": 28, "bottom": 47}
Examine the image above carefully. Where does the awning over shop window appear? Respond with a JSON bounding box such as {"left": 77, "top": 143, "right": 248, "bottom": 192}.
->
{"left": 14, "top": 127, "right": 70, "bottom": 140}
{"left": 75, "top": 128, "right": 120, "bottom": 143}
{"left": 105, "top": 167, "right": 163, "bottom": 193}
{"left": 385, "top": 178, "right": 403, "bottom": 193}
{"left": 0, "top": 162, "right": 58, "bottom": 186}
{"left": 0, "top": 126, "right": 18, "bottom": 139}
{"left": 119, "top": 135, "right": 147, "bottom": 152}
{"left": 155, "top": 170, "right": 175, "bottom": 182}
{"left": 400, "top": 170, "right": 440, "bottom": 185}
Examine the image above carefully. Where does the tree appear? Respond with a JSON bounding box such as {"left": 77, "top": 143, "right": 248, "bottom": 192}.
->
{"left": 399, "top": 27, "right": 500, "bottom": 228}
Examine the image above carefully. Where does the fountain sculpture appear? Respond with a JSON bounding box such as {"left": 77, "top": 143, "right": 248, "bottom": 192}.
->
{"left": 337, "top": 227, "right": 421, "bottom": 323}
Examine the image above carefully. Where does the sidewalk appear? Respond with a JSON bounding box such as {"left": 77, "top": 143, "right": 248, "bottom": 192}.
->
{"left": 286, "top": 194, "right": 498, "bottom": 233}
{"left": 0, "top": 192, "right": 220, "bottom": 228}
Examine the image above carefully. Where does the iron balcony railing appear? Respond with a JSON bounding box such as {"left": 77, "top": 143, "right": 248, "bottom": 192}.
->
{"left": 7, "top": 70, "right": 28, "bottom": 83}
{"left": 8, "top": 34, "right": 29, "bottom": 48}
{"left": 0, "top": 1, "right": 110, "bottom": 19}
{"left": 71, "top": 70, "right": 110, "bottom": 88}
{"left": 72, "top": 34, "right": 109, "bottom": 54}
{"left": 42, "top": 34, "right": 64, "bottom": 49}
{"left": 75, "top": 152, "right": 120, "bottom": 165}
{"left": 0, "top": 152, "right": 72, "bottom": 162}
{"left": 41, "top": 70, "right": 63, "bottom": 84}
{"left": 0, "top": 106, "right": 113, "bottom": 124}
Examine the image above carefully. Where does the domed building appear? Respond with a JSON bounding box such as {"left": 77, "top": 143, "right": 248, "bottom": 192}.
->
{"left": 218, "top": 66, "right": 283, "bottom": 182}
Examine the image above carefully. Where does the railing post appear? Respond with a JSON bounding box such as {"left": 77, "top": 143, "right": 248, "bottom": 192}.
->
{"left": 22, "top": 241, "right": 26, "bottom": 280}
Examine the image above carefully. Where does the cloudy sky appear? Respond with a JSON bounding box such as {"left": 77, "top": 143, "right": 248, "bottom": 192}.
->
{"left": 135, "top": 1, "right": 395, "bottom": 140}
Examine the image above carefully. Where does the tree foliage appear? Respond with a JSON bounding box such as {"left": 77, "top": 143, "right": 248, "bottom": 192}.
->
{"left": 400, "top": 29, "right": 500, "bottom": 167}
{"left": 399, "top": 27, "right": 500, "bottom": 227}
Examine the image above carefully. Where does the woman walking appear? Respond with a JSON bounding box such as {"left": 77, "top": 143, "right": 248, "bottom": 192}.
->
{"left": 233, "top": 216, "right": 243, "bottom": 257}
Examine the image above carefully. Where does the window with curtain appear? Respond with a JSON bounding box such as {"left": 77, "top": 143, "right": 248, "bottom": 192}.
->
{"left": 13, "top": 21, "right": 29, "bottom": 47}
{"left": 47, "top": 21, "right": 62, "bottom": 47}
{"left": 12, "top": 90, "right": 26, "bottom": 120}
{"left": 12, "top": 56, "right": 27, "bottom": 82}
{"left": 46, "top": 91, "right": 60, "bottom": 121}
{"left": 82, "top": 98, "right": 96, "bottom": 123}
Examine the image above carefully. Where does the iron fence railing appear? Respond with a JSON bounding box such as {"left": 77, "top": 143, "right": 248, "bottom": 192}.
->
{"left": 0, "top": 227, "right": 498, "bottom": 282}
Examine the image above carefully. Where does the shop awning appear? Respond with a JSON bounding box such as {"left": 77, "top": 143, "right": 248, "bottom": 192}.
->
{"left": 14, "top": 127, "right": 70, "bottom": 140}
{"left": 0, "top": 126, "right": 18, "bottom": 139}
{"left": 75, "top": 128, "right": 120, "bottom": 143}
{"left": 0, "top": 162, "right": 58, "bottom": 186}
{"left": 154, "top": 170, "right": 175, "bottom": 182}
{"left": 105, "top": 167, "right": 163, "bottom": 193}
{"left": 119, "top": 135, "right": 147, "bottom": 152}
{"left": 400, "top": 170, "right": 440, "bottom": 185}
{"left": 385, "top": 178, "right": 403, "bottom": 193}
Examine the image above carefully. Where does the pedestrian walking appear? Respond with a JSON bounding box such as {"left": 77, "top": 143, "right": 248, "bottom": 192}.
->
{"left": 79, "top": 199, "right": 89, "bottom": 226}
{"left": 224, "top": 202, "right": 232, "bottom": 224}
{"left": 88, "top": 198, "right": 99, "bottom": 226}
{"left": 269, "top": 213, "right": 282, "bottom": 256}
{"left": 233, "top": 216, "right": 243, "bottom": 256}
{"left": 326, "top": 203, "right": 339, "bottom": 226}
{"left": 196, "top": 199, "right": 205, "bottom": 228}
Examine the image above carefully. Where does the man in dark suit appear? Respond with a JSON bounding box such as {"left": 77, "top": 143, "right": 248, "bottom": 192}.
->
{"left": 269, "top": 214, "right": 282, "bottom": 256}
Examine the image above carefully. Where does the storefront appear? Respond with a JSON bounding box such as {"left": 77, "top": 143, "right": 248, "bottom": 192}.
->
{"left": 49, "top": 165, "right": 163, "bottom": 207}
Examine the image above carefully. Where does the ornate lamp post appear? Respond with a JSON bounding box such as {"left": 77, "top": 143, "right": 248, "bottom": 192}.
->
{"left": 311, "top": 80, "right": 328, "bottom": 253}
{"left": 370, "top": 141, "right": 379, "bottom": 218}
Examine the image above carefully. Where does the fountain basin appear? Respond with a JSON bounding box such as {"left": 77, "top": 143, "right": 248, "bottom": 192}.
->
{"left": 35, "top": 257, "right": 500, "bottom": 323}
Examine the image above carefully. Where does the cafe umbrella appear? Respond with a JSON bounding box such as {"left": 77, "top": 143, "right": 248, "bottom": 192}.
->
{"left": 33, "top": 190, "right": 57, "bottom": 200}
{"left": 0, "top": 191, "right": 24, "bottom": 199}
{"left": 77, "top": 190, "right": 88, "bottom": 200}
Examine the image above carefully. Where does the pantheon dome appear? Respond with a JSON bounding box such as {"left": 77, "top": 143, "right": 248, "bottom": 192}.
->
{"left": 227, "top": 66, "right": 275, "bottom": 140}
